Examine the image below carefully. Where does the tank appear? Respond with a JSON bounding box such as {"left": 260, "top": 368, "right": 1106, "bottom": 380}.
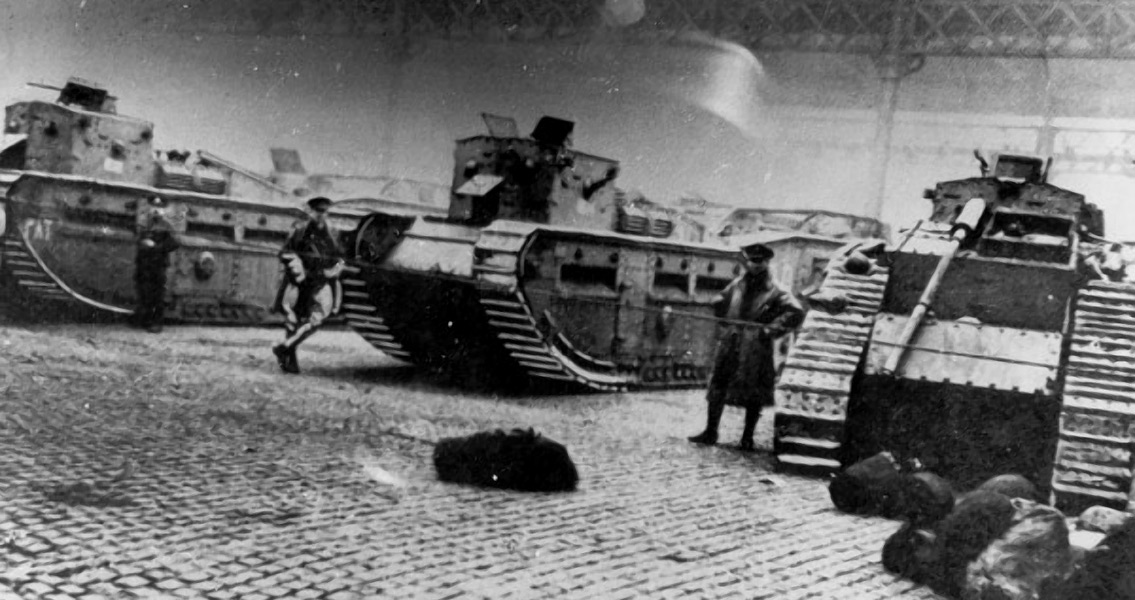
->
{"left": 714, "top": 208, "right": 890, "bottom": 305}
{"left": 772, "top": 151, "right": 1135, "bottom": 514}
{"left": 0, "top": 77, "right": 448, "bottom": 323}
{"left": 334, "top": 113, "right": 886, "bottom": 391}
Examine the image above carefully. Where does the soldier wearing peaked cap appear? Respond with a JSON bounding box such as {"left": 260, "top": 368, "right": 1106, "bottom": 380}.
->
{"left": 689, "top": 240, "right": 804, "bottom": 452}
{"left": 272, "top": 196, "right": 343, "bottom": 374}
{"left": 133, "top": 196, "right": 180, "bottom": 333}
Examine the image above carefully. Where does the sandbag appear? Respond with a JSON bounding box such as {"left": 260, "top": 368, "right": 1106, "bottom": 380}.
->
{"left": 975, "top": 473, "right": 1041, "bottom": 503}
{"left": 1053, "top": 519, "right": 1135, "bottom": 600}
{"left": 829, "top": 452, "right": 907, "bottom": 517}
{"left": 1077, "top": 505, "right": 1134, "bottom": 536}
{"left": 933, "top": 490, "right": 1017, "bottom": 597}
{"left": 433, "top": 428, "right": 579, "bottom": 492}
{"left": 962, "top": 498, "right": 1072, "bottom": 600}
{"left": 903, "top": 471, "right": 955, "bottom": 528}
{"left": 882, "top": 522, "right": 941, "bottom": 587}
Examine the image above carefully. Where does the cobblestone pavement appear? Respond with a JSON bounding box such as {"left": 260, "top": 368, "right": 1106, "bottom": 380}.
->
{"left": 0, "top": 323, "right": 944, "bottom": 599}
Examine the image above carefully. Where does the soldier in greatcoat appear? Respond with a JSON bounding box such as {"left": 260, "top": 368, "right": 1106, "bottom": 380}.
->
{"left": 688, "top": 241, "right": 805, "bottom": 452}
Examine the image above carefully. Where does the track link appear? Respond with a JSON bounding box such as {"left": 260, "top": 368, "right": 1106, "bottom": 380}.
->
{"left": 1053, "top": 279, "right": 1135, "bottom": 511}
{"left": 339, "top": 267, "right": 414, "bottom": 362}
{"left": 772, "top": 265, "right": 889, "bottom": 475}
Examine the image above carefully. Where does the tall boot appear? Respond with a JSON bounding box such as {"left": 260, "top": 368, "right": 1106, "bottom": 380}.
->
{"left": 273, "top": 322, "right": 317, "bottom": 374}
{"left": 740, "top": 407, "right": 761, "bottom": 452}
{"left": 688, "top": 401, "right": 724, "bottom": 445}
{"left": 145, "top": 301, "right": 165, "bottom": 333}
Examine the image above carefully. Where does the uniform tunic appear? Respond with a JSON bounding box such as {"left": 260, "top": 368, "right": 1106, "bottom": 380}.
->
{"left": 134, "top": 218, "right": 180, "bottom": 322}
{"left": 279, "top": 220, "right": 341, "bottom": 324}
{"left": 706, "top": 273, "right": 805, "bottom": 409}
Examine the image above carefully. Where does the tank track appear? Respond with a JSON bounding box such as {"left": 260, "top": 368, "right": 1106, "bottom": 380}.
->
{"left": 2, "top": 227, "right": 129, "bottom": 313}
{"left": 339, "top": 266, "right": 414, "bottom": 363}
{"left": 472, "top": 226, "right": 631, "bottom": 392}
{"left": 772, "top": 264, "right": 889, "bottom": 475}
{"left": 1053, "top": 279, "right": 1135, "bottom": 511}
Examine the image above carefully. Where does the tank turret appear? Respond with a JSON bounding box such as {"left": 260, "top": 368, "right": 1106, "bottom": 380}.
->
{"left": 448, "top": 114, "right": 620, "bottom": 229}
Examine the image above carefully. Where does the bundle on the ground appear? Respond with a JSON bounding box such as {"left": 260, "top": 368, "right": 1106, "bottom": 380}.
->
{"left": 829, "top": 452, "right": 954, "bottom": 523}
{"left": 881, "top": 488, "right": 1019, "bottom": 595}
{"left": 828, "top": 452, "right": 909, "bottom": 517}
{"left": 1053, "top": 518, "right": 1135, "bottom": 600}
{"left": 882, "top": 522, "right": 940, "bottom": 585}
{"left": 962, "top": 498, "right": 1072, "bottom": 600}
{"left": 972, "top": 473, "right": 1041, "bottom": 503}
{"left": 433, "top": 428, "right": 579, "bottom": 492}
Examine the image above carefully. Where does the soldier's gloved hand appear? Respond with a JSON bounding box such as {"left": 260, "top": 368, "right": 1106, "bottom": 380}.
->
{"left": 323, "top": 259, "right": 345, "bottom": 280}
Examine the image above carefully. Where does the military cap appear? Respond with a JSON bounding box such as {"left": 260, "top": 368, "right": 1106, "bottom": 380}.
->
{"left": 741, "top": 241, "right": 775, "bottom": 261}
{"left": 306, "top": 196, "right": 333, "bottom": 212}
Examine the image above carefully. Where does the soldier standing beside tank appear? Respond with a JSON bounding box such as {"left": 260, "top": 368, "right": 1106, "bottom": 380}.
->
{"left": 272, "top": 196, "right": 343, "bottom": 374}
{"left": 133, "top": 196, "right": 180, "bottom": 333}
{"left": 689, "top": 241, "right": 805, "bottom": 452}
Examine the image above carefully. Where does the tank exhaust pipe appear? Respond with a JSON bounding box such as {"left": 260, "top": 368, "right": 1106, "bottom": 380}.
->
{"left": 879, "top": 197, "right": 986, "bottom": 376}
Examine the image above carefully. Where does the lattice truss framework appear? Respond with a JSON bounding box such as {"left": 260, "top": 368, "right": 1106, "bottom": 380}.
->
{"left": 165, "top": 0, "right": 1135, "bottom": 170}
{"left": 231, "top": 0, "right": 1135, "bottom": 59}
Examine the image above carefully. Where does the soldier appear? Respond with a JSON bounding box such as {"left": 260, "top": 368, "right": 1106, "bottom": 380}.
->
{"left": 133, "top": 196, "right": 180, "bottom": 333}
{"left": 688, "top": 241, "right": 805, "bottom": 452}
{"left": 272, "top": 196, "right": 343, "bottom": 374}
{"left": 1086, "top": 242, "right": 1128, "bottom": 282}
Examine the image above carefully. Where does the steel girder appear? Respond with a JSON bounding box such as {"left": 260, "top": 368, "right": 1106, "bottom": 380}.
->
{"left": 286, "top": 0, "right": 1135, "bottom": 59}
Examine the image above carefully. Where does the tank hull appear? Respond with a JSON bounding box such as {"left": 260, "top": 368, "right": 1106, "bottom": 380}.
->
{"left": 1, "top": 172, "right": 306, "bottom": 324}
{"left": 774, "top": 246, "right": 1135, "bottom": 513}
{"left": 343, "top": 215, "right": 772, "bottom": 391}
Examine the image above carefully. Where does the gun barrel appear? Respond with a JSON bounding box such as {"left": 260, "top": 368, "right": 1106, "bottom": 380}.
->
{"left": 26, "top": 82, "right": 63, "bottom": 92}
{"left": 879, "top": 197, "right": 986, "bottom": 376}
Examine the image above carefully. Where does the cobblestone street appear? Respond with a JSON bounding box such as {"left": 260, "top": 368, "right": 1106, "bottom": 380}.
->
{"left": 0, "top": 323, "right": 943, "bottom": 599}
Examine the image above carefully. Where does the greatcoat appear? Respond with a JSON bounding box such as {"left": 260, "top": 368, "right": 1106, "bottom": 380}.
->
{"left": 706, "top": 273, "right": 804, "bottom": 409}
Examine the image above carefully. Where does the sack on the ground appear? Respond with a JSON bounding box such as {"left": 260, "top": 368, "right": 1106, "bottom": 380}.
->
{"left": 902, "top": 471, "right": 955, "bottom": 528}
{"left": 962, "top": 498, "right": 1072, "bottom": 600}
{"left": 932, "top": 490, "right": 1017, "bottom": 597}
{"left": 1053, "top": 518, "right": 1135, "bottom": 600}
{"left": 829, "top": 452, "right": 908, "bottom": 517}
{"left": 433, "top": 428, "right": 579, "bottom": 492}
{"left": 882, "top": 522, "right": 941, "bottom": 587}
{"left": 974, "top": 473, "right": 1041, "bottom": 503}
